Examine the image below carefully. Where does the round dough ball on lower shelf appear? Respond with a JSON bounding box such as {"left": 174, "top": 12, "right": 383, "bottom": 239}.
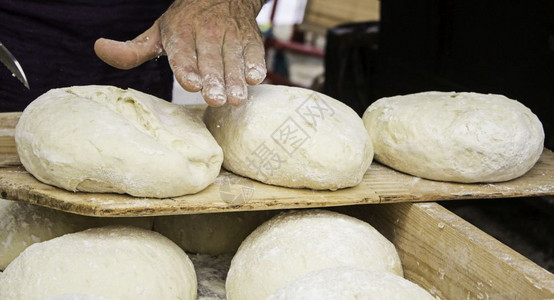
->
{"left": 268, "top": 267, "right": 435, "bottom": 300}
{"left": 0, "top": 226, "right": 196, "bottom": 300}
{"left": 362, "top": 91, "right": 544, "bottom": 183}
{"left": 0, "top": 199, "right": 153, "bottom": 270}
{"left": 0, "top": 199, "right": 92, "bottom": 270}
{"left": 225, "top": 209, "right": 403, "bottom": 300}
{"left": 154, "top": 210, "right": 277, "bottom": 255}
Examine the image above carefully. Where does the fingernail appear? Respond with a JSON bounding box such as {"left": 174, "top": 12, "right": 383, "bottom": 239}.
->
{"left": 186, "top": 72, "right": 202, "bottom": 89}
{"left": 206, "top": 85, "right": 226, "bottom": 105}
{"left": 228, "top": 85, "right": 246, "bottom": 99}
{"left": 248, "top": 67, "right": 266, "bottom": 83}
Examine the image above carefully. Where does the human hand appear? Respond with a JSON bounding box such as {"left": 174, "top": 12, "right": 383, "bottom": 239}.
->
{"left": 94, "top": 0, "right": 266, "bottom": 106}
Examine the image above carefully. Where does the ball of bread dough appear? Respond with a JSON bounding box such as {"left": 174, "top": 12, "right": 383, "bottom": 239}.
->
{"left": 0, "top": 199, "right": 153, "bottom": 270}
{"left": 0, "top": 226, "right": 196, "bottom": 300}
{"left": 225, "top": 209, "right": 402, "bottom": 300}
{"left": 268, "top": 267, "right": 435, "bottom": 300}
{"left": 15, "top": 85, "right": 223, "bottom": 197}
{"left": 362, "top": 91, "right": 544, "bottom": 182}
{"left": 0, "top": 199, "right": 92, "bottom": 270}
{"left": 204, "top": 84, "right": 373, "bottom": 190}
{"left": 154, "top": 210, "right": 276, "bottom": 255}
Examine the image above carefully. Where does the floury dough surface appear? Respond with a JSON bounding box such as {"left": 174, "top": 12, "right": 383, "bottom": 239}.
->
{"left": 0, "top": 199, "right": 92, "bottom": 270}
{"left": 362, "top": 91, "right": 544, "bottom": 183}
{"left": 0, "top": 199, "right": 153, "bottom": 270}
{"left": 0, "top": 226, "right": 197, "bottom": 300}
{"left": 15, "top": 85, "right": 223, "bottom": 197}
{"left": 268, "top": 267, "right": 435, "bottom": 300}
{"left": 225, "top": 209, "right": 403, "bottom": 300}
{"left": 203, "top": 84, "right": 373, "bottom": 190}
{"left": 1, "top": 253, "right": 233, "bottom": 300}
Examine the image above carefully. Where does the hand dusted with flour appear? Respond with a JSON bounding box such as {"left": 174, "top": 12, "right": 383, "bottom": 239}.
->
{"left": 15, "top": 85, "right": 223, "bottom": 197}
{"left": 204, "top": 85, "right": 374, "bottom": 190}
{"left": 94, "top": 0, "right": 266, "bottom": 106}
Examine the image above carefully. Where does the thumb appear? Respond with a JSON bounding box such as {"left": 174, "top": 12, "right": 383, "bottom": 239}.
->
{"left": 94, "top": 20, "right": 165, "bottom": 70}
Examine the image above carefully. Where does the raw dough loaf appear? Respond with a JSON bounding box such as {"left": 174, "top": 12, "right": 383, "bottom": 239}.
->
{"left": 15, "top": 85, "right": 223, "bottom": 197}
{"left": 362, "top": 91, "right": 544, "bottom": 182}
{"left": 225, "top": 209, "right": 403, "bottom": 300}
{"left": 268, "top": 267, "right": 435, "bottom": 300}
{"left": 0, "top": 199, "right": 153, "bottom": 270}
{"left": 0, "top": 199, "right": 91, "bottom": 270}
{"left": 0, "top": 226, "right": 196, "bottom": 300}
{"left": 154, "top": 210, "right": 276, "bottom": 255}
{"left": 204, "top": 84, "right": 373, "bottom": 190}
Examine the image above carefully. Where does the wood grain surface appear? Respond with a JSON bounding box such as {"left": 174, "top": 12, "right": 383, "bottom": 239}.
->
{"left": 337, "top": 203, "right": 554, "bottom": 299}
{"left": 1, "top": 112, "right": 553, "bottom": 217}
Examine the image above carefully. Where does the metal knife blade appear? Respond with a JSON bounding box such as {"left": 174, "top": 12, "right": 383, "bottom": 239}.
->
{"left": 0, "top": 42, "right": 30, "bottom": 89}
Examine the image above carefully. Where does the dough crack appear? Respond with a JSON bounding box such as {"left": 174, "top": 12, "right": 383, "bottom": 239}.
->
{"left": 65, "top": 88, "right": 161, "bottom": 141}
{"left": 115, "top": 95, "right": 159, "bottom": 139}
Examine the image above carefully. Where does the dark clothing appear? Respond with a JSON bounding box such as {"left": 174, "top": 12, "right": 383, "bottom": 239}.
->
{"left": 0, "top": 0, "right": 174, "bottom": 112}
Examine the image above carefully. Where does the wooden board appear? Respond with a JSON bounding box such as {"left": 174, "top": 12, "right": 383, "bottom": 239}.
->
{"left": 0, "top": 112, "right": 20, "bottom": 167}
{"left": 336, "top": 203, "right": 554, "bottom": 299}
{"left": 1, "top": 112, "right": 553, "bottom": 216}
{"left": 367, "top": 150, "right": 554, "bottom": 202}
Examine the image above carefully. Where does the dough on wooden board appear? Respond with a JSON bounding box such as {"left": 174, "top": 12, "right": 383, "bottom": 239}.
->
{"left": 204, "top": 84, "right": 373, "bottom": 190}
{"left": 268, "top": 267, "right": 435, "bottom": 300}
{"left": 0, "top": 199, "right": 153, "bottom": 270}
{"left": 15, "top": 85, "right": 223, "bottom": 197}
{"left": 0, "top": 226, "right": 196, "bottom": 300}
{"left": 362, "top": 91, "right": 544, "bottom": 183}
{"left": 225, "top": 209, "right": 403, "bottom": 300}
{"left": 154, "top": 210, "right": 277, "bottom": 255}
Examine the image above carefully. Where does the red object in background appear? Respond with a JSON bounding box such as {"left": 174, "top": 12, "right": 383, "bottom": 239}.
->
{"left": 263, "top": 0, "right": 324, "bottom": 87}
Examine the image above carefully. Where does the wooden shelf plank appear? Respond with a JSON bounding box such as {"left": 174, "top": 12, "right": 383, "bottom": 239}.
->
{"left": 337, "top": 203, "right": 554, "bottom": 299}
{"left": 1, "top": 112, "right": 552, "bottom": 217}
